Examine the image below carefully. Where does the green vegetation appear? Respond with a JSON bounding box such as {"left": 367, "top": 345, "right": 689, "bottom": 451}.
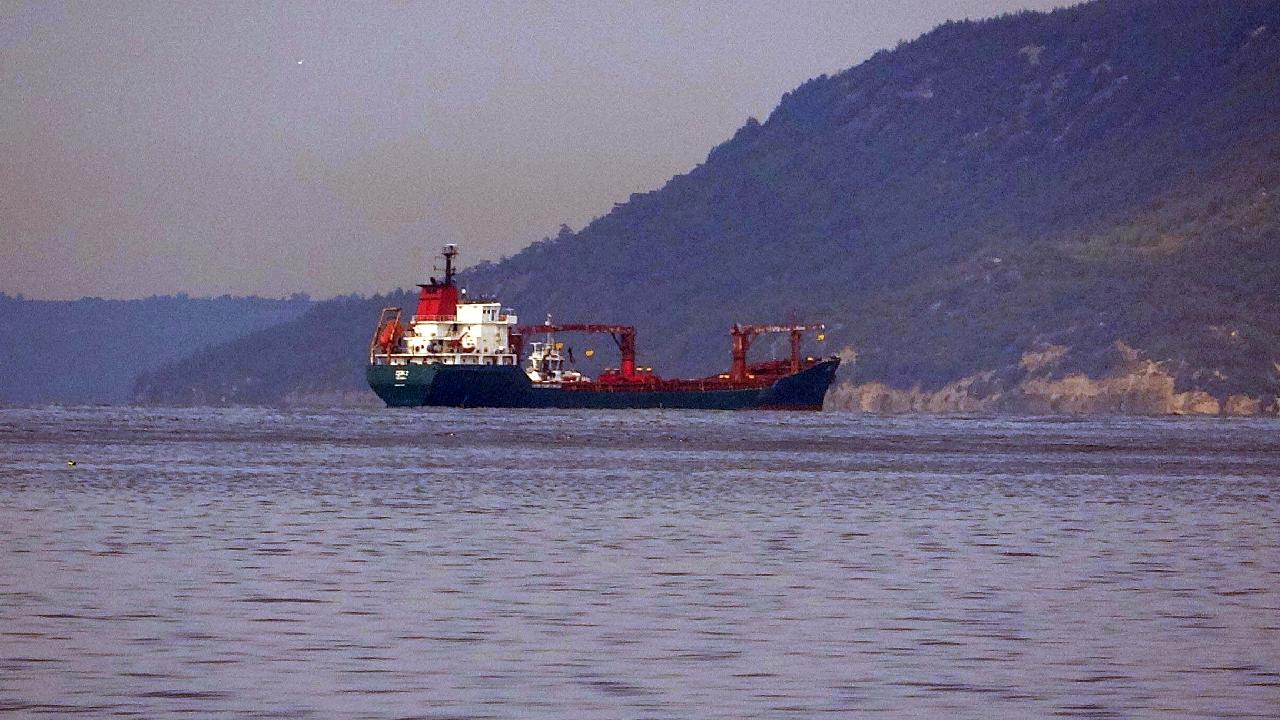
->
{"left": 137, "top": 0, "right": 1280, "bottom": 406}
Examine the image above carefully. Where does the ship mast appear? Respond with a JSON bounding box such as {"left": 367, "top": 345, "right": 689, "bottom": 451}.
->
{"left": 441, "top": 243, "right": 457, "bottom": 287}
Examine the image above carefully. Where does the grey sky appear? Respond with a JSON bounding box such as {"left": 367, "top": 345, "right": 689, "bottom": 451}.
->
{"left": 2, "top": 0, "right": 1073, "bottom": 300}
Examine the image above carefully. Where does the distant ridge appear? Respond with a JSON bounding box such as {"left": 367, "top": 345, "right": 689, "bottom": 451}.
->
{"left": 138, "top": 0, "right": 1280, "bottom": 413}
{"left": 0, "top": 294, "right": 311, "bottom": 404}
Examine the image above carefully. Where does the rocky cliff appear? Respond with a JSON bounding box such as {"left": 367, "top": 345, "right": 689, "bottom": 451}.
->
{"left": 828, "top": 343, "right": 1275, "bottom": 415}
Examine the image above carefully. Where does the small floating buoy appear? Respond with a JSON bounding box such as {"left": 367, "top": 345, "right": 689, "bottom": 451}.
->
{"left": 66, "top": 460, "right": 76, "bottom": 467}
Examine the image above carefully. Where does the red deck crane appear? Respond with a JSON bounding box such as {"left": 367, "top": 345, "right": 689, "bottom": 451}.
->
{"left": 730, "top": 323, "right": 826, "bottom": 381}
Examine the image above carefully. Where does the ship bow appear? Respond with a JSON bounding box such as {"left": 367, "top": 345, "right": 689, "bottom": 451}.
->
{"left": 757, "top": 358, "right": 841, "bottom": 410}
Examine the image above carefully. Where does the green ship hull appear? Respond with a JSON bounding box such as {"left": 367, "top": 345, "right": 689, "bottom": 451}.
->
{"left": 366, "top": 358, "right": 840, "bottom": 410}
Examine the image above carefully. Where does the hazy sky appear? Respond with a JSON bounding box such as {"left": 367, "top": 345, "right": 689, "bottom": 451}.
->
{"left": 2, "top": 0, "right": 1073, "bottom": 300}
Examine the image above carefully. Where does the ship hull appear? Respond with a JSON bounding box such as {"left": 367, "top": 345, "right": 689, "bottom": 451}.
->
{"left": 367, "top": 358, "right": 840, "bottom": 410}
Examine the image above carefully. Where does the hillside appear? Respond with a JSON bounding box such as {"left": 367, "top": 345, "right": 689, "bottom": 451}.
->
{"left": 131, "top": 293, "right": 405, "bottom": 406}
{"left": 0, "top": 294, "right": 311, "bottom": 404}
{"left": 137, "top": 0, "right": 1280, "bottom": 412}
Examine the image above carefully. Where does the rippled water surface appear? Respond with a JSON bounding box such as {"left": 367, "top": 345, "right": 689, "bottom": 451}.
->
{"left": 2, "top": 406, "right": 1279, "bottom": 718}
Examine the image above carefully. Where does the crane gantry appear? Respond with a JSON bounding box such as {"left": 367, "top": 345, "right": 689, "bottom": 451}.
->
{"left": 729, "top": 323, "right": 826, "bottom": 381}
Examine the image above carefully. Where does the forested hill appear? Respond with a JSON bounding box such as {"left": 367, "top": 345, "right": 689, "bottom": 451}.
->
{"left": 138, "top": 0, "right": 1280, "bottom": 411}
{"left": 0, "top": 294, "right": 311, "bottom": 404}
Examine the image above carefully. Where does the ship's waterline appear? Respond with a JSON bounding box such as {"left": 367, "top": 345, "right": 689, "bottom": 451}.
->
{"left": 366, "top": 358, "right": 840, "bottom": 409}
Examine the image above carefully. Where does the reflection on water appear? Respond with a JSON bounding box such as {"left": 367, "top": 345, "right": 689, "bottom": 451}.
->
{"left": 1, "top": 407, "right": 1278, "bottom": 718}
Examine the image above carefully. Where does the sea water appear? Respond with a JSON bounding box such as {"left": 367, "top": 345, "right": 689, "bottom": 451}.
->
{"left": 1, "top": 406, "right": 1278, "bottom": 718}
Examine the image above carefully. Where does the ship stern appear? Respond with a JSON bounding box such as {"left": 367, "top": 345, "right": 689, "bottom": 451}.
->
{"left": 366, "top": 363, "right": 441, "bottom": 407}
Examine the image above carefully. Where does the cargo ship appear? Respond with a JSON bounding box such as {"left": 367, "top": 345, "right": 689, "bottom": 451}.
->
{"left": 366, "top": 245, "right": 839, "bottom": 409}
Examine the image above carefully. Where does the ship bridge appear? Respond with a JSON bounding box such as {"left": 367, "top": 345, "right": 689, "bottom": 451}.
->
{"left": 369, "top": 245, "right": 520, "bottom": 367}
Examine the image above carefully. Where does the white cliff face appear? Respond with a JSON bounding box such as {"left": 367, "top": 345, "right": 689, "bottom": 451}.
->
{"left": 825, "top": 343, "right": 1276, "bottom": 416}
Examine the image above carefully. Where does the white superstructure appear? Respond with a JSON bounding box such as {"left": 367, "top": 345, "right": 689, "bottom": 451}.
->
{"left": 369, "top": 244, "right": 525, "bottom": 368}
{"left": 375, "top": 300, "right": 520, "bottom": 367}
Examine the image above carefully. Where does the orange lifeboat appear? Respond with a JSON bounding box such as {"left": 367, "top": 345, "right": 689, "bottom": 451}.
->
{"left": 376, "top": 319, "right": 404, "bottom": 353}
